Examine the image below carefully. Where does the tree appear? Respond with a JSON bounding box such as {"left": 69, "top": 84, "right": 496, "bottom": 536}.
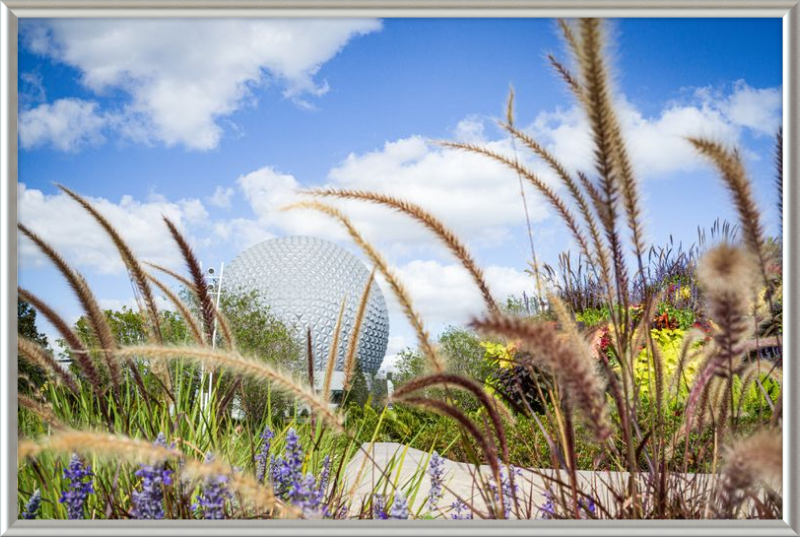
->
{"left": 18, "top": 299, "right": 50, "bottom": 392}
{"left": 392, "top": 347, "right": 426, "bottom": 386}
{"left": 343, "top": 360, "right": 370, "bottom": 409}
{"left": 438, "top": 325, "right": 492, "bottom": 382}
{"left": 217, "top": 291, "right": 300, "bottom": 426}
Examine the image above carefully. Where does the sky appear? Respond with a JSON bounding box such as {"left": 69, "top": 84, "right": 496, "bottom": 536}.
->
{"left": 16, "top": 18, "right": 783, "bottom": 371}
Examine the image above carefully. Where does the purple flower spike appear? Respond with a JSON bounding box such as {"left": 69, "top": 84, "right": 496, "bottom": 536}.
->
{"left": 131, "top": 433, "right": 173, "bottom": 519}
{"left": 427, "top": 451, "right": 444, "bottom": 511}
{"left": 450, "top": 499, "right": 473, "bottom": 520}
{"left": 254, "top": 426, "right": 274, "bottom": 484}
{"left": 59, "top": 454, "right": 94, "bottom": 519}
{"left": 538, "top": 490, "right": 555, "bottom": 519}
{"left": 372, "top": 494, "right": 388, "bottom": 520}
{"left": 389, "top": 491, "right": 409, "bottom": 520}
{"left": 22, "top": 490, "right": 42, "bottom": 520}
{"left": 195, "top": 453, "right": 230, "bottom": 520}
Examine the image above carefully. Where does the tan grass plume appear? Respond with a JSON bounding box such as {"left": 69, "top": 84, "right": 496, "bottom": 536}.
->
{"left": 323, "top": 298, "right": 347, "bottom": 404}
{"left": 343, "top": 269, "right": 375, "bottom": 390}
{"left": 283, "top": 200, "right": 442, "bottom": 373}
{"left": 307, "top": 188, "right": 498, "bottom": 314}
{"left": 58, "top": 185, "right": 164, "bottom": 344}
{"left": 471, "top": 313, "right": 610, "bottom": 442}
{"left": 117, "top": 345, "right": 344, "bottom": 431}
{"left": 18, "top": 337, "right": 80, "bottom": 395}
{"left": 18, "top": 223, "right": 121, "bottom": 389}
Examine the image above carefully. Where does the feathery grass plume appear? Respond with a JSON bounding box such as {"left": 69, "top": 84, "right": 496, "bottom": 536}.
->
{"left": 718, "top": 428, "right": 782, "bottom": 515}
{"left": 283, "top": 201, "right": 442, "bottom": 373}
{"left": 182, "top": 457, "right": 293, "bottom": 517}
{"left": 343, "top": 270, "right": 375, "bottom": 390}
{"left": 146, "top": 274, "right": 205, "bottom": 345}
{"left": 687, "top": 138, "right": 769, "bottom": 287}
{"left": 506, "top": 84, "right": 516, "bottom": 125}
{"left": 19, "top": 429, "right": 291, "bottom": 518}
{"left": 323, "top": 298, "right": 347, "bottom": 404}
{"left": 557, "top": 18, "right": 583, "bottom": 63}
{"left": 18, "top": 224, "right": 122, "bottom": 389}
{"left": 392, "top": 373, "right": 509, "bottom": 462}
{"left": 686, "top": 244, "right": 756, "bottom": 424}
{"left": 18, "top": 288, "right": 103, "bottom": 392}
{"left": 775, "top": 127, "right": 783, "bottom": 233}
{"left": 439, "top": 141, "right": 596, "bottom": 270}
{"left": 471, "top": 313, "right": 610, "bottom": 442}
{"left": 117, "top": 345, "right": 344, "bottom": 432}
{"left": 145, "top": 260, "right": 236, "bottom": 348}
{"left": 574, "top": 19, "right": 630, "bottom": 303}
{"left": 547, "top": 53, "right": 583, "bottom": 98}
{"left": 396, "top": 395, "right": 505, "bottom": 518}
{"left": 307, "top": 189, "right": 498, "bottom": 314}
{"left": 506, "top": 87, "right": 547, "bottom": 308}
{"left": 144, "top": 261, "right": 197, "bottom": 292}
{"left": 18, "top": 429, "right": 178, "bottom": 464}
{"left": 577, "top": 170, "right": 606, "bottom": 223}
{"left": 501, "top": 122, "right": 612, "bottom": 291}
{"left": 306, "top": 328, "right": 315, "bottom": 393}
{"left": 18, "top": 393, "right": 64, "bottom": 428}
{"left": 57, "top": 185, "right": 163, "bottom": 345}
{"left": 162, "top": 217, "right": 216, "bottom": 344}
{"left": 18, "top": 336, "right": 80, "bottom": 395}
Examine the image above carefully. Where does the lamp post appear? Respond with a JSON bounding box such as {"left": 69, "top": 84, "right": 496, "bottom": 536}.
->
{"left": 201, "top": 262, "right": 224, "bottom": 415}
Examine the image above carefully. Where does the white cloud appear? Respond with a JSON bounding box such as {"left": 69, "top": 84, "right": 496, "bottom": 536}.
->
{"left": 22, "top": 19, "right": 381, "bottom": 150}
{"left": 384, "top": 260, "right": 533, "bottom": 328}
{"left": 208, "top": 186, "right": 235, "bottom": 209}
{"left": 212, "top": 218, "right": 276, "bottom": 252}
{"left": 18, "top": 183, "right": 209, "bottom": 274}
{"left": 527, "top": 81, "right": 781, "bottom": 179}
{"left": 98, "top": 295, "right": 174, "bottom": 313}
{"left": 19, "top": 98, "right": 106, "bottom": 151}
{"left": 20, "top": 71, "right": 47, "bottom": 103}
{"left": 722, "top": 81, "right": 782, "bottom": 136}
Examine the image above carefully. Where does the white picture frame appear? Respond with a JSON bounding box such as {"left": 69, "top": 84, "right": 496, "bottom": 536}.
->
{"left": 1, "top": 1, "right": 797, "bottom": 535}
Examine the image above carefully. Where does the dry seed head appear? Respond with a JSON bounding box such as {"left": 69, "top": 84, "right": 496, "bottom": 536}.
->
{"left": 722, "top": 428, "right": 782, "bottom": 492}
{"left": 19, "top": 429, "right": 178, "bottom": 464}
{"left": 697, "top": 243, "right": 759, "bottom": 297}
{"left": 471, "top": 313, "right": 610, "bottom": 442}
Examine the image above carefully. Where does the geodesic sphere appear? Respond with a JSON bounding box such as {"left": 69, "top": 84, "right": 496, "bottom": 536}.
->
{"left": 223, "top": 236, "right": 389, "bottom": 374}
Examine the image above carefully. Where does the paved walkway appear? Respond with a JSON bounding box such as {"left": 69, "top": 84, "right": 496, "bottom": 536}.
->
{"left": 343, "top": 442, "right": 718, "bottom": 519}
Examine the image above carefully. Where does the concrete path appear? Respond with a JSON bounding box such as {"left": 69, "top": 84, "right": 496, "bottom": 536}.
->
{"left": 343, "top": 442, "right": 718, "bottom": 519}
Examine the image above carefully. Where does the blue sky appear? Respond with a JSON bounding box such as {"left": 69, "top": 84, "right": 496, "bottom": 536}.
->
{"left": 16, "top": 18, "right": 783, "bottom": 369}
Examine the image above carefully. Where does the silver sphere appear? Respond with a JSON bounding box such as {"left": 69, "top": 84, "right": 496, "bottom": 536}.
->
{"left": 224, "top": 236, "right": 389, "bottom": 374}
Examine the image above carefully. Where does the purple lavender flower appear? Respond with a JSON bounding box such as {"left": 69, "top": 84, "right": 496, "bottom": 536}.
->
{"left": 579, "top": 496, "right": 596, "bottom": 518}
{"left": 488, "top": 466, "right": 521, "bottom": 519}
{"left": 317, "top": 455, "right": 331, "bottom": 493}
{"left": 538, "top": 490, "right": 555, "bottom": 519}
{"left": 427, "top": 451, "right": 444, "bottom": 512}
{"left": 131, "top": 433, "right": 173, "bottom": 519}
{"left": 59, "top": 454, "right": 94, "bottom": 519}
{"left": 449, "top": 499, "right": 472, "bottom": 520}
{"left": 273, "top": 429, "right": 304, "bottom": 502}
{"left": 22, "top": 490, "right": 42, "bottom": 520}
{"left": 372, "top": 494, "right": 388, "bottom": 520}
{"left": 195, "top": 453, "right": 230, "bottom": 520}
{"left": 254, "top": 426, "right": 274, "bottom": 484}
{"left": 389, "top": 491, "right": 409, "bottom": 519}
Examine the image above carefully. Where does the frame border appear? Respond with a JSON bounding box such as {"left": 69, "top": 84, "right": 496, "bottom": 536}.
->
{"left": 1, "top": 2, "right": 797, "bottom": 536}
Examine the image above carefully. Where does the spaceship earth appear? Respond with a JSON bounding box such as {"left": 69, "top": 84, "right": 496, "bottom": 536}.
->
{"left": 223, "top": 236, "right": 390, "bottom": 374}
